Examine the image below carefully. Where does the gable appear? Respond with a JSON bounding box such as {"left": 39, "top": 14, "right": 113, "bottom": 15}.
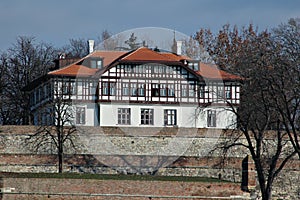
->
{"left": 101, "top": 62, "right": 200, "bottom": 82}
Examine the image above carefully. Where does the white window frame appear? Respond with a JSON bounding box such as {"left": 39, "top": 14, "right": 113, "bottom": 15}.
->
{"left": 164, "top": 109, "right": 177, "bottom": 126}
{"left": 76, "top": 106, "right": 86, "bottom": 125}
{"left": 207, "top": 110, "right": 216, "bottom": 127}
{"left": 141, "top": 108, "right": 154, "bottom": 125}
{"left": 118, "top": 108, "right": 131, "bottom": 125}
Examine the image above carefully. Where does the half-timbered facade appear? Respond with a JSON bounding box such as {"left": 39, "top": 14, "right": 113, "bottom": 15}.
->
{"left": 25, "top": 47, "right": 241, "bottom": 129}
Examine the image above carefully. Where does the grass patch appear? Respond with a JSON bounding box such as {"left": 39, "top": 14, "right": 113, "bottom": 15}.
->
{"left": 0, "top": 172, "right": 231, "bottom": 183}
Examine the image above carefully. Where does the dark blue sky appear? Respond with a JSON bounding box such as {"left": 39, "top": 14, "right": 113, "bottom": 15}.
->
{"left": 0, "top": 0, "right": 299, "bottom": 50}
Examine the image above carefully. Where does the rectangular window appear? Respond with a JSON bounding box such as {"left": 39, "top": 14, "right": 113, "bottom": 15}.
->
{"left": 110, "top": 82, "right": 116, "bottom": 96}
{"left": 181, "top": 84, "right": 188, "bottom": 97}
{"left": 164, "top": 109, "right": 177, "bottom": 126}
{"left": 124, "top": 65, "right": 131, "bottom": 73}
{"left": 62, "top": 82, "right": 69, "bottom": 95}
{"left": 91, "top": 60, "right": 97, "bottom": 68}
{"left": 151, "top": 84, "right": 175, "bottom": 97}
{"left": 153, "top": 66, "right": 159, "bottom": 73}
{"left": 137, "top": 83, "right": 145, "bottom": 96}
{"left": 166, "top": 66, "right": 172, "bottom": 74}
{"left": 189, "top": 85, "right": 195, "bottom": 97}
{"left": 91, "top": 59, "right": 103, "bottom": 69}
{"left": 76, "top": 107, "right": 86, "bottom": 125}
{"left": 167, "top": 84, "right": 175, "bottom": 97}
{"left": 118, "top": 108, "right": 131, "bottom": 125}
{"left": 141, "top": 109, "right": 154, "bottom": 125}
{"left": 151, "top": 84, "right": 159, "bottom": 97}
{"left": 199, "top": 85, "right": 205, "bottom": 98}
{"left": 102, "top": 82, "right": 116, "bottom": 96}
{"left": 122, "top": 83, "right": 129, "bottom": 96}
{"left": 160, "top": 84, "right": 167, "bottom": 96}
{"left": 217, "top": 86, "right": 224, "bottom": 99}
{"left": 97, "top": 60, "right": 103, "bottom": 68}
{"left": 130, "top": 83, "right": 137, "bottom": 96}
{"left": 225, "top": 86, "right": 232, "bottom": 99}
{"left": 102, "top": 82, "right": 109, "bottom": 95}
{"left": 207, "top": 110, "right": 216, "bottom": 127}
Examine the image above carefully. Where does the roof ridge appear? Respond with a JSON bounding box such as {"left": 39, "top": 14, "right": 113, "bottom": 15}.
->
{"left": 121, "top": 47, "right": 176, "bottom": 62}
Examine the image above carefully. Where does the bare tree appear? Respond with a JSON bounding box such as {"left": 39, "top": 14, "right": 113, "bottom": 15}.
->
{"left": 271, "top": 18, "right": 300, "bottom": 157}
{"left": 0, "top": 36, "right": 57, "bottom": 125}
{"left": 60, "top": 38, "right": 88, "bottom": 58}
{"left": 196, "top": 21, "right": 299, "bottom": 200}
{"left": 26, "top": 79, "right": 78, "bottom": 173}
{"left": 195, "top": 23, "right": 261, "bottom": 72}
{"left": 182, "top": 36, "right": 213, "bottom": 62}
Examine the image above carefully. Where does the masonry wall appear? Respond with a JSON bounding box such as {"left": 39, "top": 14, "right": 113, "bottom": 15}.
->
{"left": 1, "top": 177, "right": 245, "bottom": 200}
{"left": 0, "top": 126, "right": 299, "bottom": 199}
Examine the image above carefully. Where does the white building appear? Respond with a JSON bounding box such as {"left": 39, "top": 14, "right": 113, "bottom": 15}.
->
{"left": 24, "top": 44, "right": 241, "bottom": 129}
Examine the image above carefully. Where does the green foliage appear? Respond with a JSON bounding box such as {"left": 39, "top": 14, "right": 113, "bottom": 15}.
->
{"left": 0, "top": 172, "right": 231, "bottom": 183}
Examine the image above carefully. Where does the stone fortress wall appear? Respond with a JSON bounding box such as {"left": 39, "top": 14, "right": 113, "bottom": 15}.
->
{"left": 0, "top": 126, "right": 299, "bottom": 199}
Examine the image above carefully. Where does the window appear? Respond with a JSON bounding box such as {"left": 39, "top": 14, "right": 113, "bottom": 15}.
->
{"left": 62, "top": 81, "right": 76, "bottom": 96}
{"left": 118, "top": 108, "right": 131, "bottom": 125}
{"left": 164, "top": 109, "right": 177, "bottom": 126}
{"left": 225, "top": 86, "right": 232, "bottom": 99}
{"left": 207, "top": 110, "right": 216, "bottom": 127}
{"left": 166, "top": 66, "right": 173, "bottom": 74}
{"left": 188, "top": 62, "right": 199, "bottom": 71}
{"left": 137, "top": 83, "right": 145, "bottom": 96}
{"left": 152, "top": 84, "right": 175, "bottom": 97}
{"left": 217, "top": 86, "right": 224, "bottom": 99}
{"left": 102, "top": 82, "right": 109, "bottom": 95}
{"left": 141, "top": 109, "right": 154, "bottom": 125}
{"left": 199, "top": 85, "right": 205, "bottom": 98}
{"left": 151, "top": 84, "right": 159, "bottom": 97}
{"left": 167, "top": 84, "right": 175, "bottom": 97}
{"left": 110, "top": 82, "right": 116, "bottom": 96}
{"left": 153, "top": 66, "right": 159, "bottom": 73}
{"left": 102, "top": 82, "right": 116, "bottom": 96}
{"left": 130, "top": 83, "right": 137, "bottom": 96}
{"left": 91, "top": 59, "right": 103, "bottom": 69}
{"left": 124, "top": 65, "right": 131, "bottom": 73}
{"left": 122, "top": 83, "right": 129, "bottom": 96}
{"left": 160, "top": 84, "right": 167, "bottom": 96}
{"left": 188, "top": 85, "right": 195, "bottom": 97}
{"left": 76, "top": 107, "right": 86, "bottom": 125}
{"left": 181, "top": 84, "right": 188, "bottom": 97}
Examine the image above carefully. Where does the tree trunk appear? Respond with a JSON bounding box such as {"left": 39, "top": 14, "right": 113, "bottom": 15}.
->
{"left": 58, "top": 127, "right": 63, "bottom": 173}
{"left": 58, "top": 145, "right": 63, "bottom": 173}
{"left": 256, "top": 165, "right": 273, "bottom": 200}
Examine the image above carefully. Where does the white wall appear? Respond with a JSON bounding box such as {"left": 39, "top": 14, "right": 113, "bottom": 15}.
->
{"left": 98, "top": 103, "right": 236, "bottom": 129}
{"left": 197, "top": 107, "right": 237, "bottom": 129}
{"left": 74, "top": 103, "right": 99, "bottom": 126}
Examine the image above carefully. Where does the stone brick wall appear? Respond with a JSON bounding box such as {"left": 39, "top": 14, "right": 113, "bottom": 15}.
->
{"left": 0, "top": 126, "right": 299, "bottom": 199}
{"left": 1, "top": 177, "right": 246, "bottom": 200}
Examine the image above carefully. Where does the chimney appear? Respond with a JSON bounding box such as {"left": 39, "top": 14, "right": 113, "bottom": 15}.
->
{"left": 88, "top": 40, "right": 95, "bottom": 54}
{"left": 176, "top": 41, "right": 182, "bottom": 55}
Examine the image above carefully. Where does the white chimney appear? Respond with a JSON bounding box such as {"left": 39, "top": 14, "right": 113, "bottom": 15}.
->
{"left": 176, "top": 41, "right": 182, "bottom": 55}
{"left": 88, "top": 40, "right": 95, "bottom": 54}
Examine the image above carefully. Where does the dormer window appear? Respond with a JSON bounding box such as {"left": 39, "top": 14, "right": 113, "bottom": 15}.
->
{"left": 187, "top": 61, "right": 199, "bottom": 71}
{"left": 90, "top": 59, "right": 103, "bottom": 69}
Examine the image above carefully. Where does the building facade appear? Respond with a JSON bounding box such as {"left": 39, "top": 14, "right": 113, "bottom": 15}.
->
{"left": 25, "top": 46, "right": 241, "bottom": 129}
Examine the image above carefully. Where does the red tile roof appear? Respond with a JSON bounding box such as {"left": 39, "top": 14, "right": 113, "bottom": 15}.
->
{"left": 48, "top": 47, "right": 241, "bottom": 81}
{"left": 120, "top": 47, "right": 179, "bottom": 63}
{"left": 48, "top": 51, "right": 126, "bottom": 77}
{"left": 197, "top": 63, "right": 242, "bottom": 81}
{"left": 49, "top": 65, "right": 98, "bottom": 77}
{"left": 160, "top": 52, "right": 190, "bottom": 61}
{"left": 90, "top": 51, "right": 127, "bottom": 67}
